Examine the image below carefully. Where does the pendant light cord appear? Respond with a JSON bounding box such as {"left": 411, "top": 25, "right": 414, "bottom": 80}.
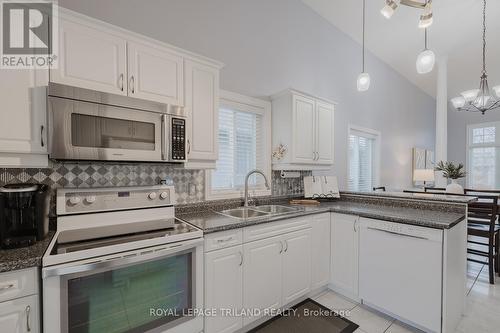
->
{"left": 482, "top": 0, "right": 486, "bottom": 74}
{"left": 424, "top": 28, "right": 428, "bottom": 50}
{"left": 362, "top": 0, "right": 365, "bottom": 72}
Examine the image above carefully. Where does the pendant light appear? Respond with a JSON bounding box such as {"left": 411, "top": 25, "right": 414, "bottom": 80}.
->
{"left": 357, "top": 0, "right": 370, "bottom": 92}
{"left": 450, "top": 0, "right": 500, "bottom": 114}
{"left": 416, "top": 28, "right": 435, "bottom": 74}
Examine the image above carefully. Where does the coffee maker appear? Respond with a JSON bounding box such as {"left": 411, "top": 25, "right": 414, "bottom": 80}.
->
{"left": 0, "top": 184, "right": 51, "bottom": 249}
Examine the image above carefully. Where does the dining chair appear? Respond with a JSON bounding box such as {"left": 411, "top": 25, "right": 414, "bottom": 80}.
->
{"left": 467, "top": 195, "right": 499, "bottom": 284}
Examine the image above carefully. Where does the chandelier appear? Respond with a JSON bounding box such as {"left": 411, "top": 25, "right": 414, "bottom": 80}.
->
{"left": 450, "top": 0, "right": 500, "bottom": 114}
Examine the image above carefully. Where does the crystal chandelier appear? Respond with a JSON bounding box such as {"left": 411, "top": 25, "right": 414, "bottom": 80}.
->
{"left": 450, "top": 0, "right": 500, "bottom": 114}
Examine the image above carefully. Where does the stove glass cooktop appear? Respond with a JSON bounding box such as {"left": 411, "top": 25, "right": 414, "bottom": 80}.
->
{"left": 50, "top": 218, "right": 199, "bottom": 255}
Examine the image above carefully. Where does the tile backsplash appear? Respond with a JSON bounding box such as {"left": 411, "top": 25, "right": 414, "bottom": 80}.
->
{"left": 0, "top": 162, "right": 308, "bottom": 205}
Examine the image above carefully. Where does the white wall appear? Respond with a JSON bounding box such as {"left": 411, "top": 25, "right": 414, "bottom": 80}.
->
{"left": 58, "top": 0, "right": 436, "bottom": 190}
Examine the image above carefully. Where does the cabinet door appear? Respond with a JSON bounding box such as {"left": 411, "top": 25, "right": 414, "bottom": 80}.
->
{"left": 243, "top": 236, "right": 283, "bottom": 326}
{"left": 0, "top": 295, "right": 39, "bottom": 333}
{"left": 52, "top": 18, "right": 127, "bottom": 95}
{"left": 315, "top": 101, "right": 334, "bottom": 164}
{"left": 292, "top": 94, "right": 316, "bottom": 164}
{"left": 127, "top": 42, "right": 184, "bottom": 105}
{"left": 311, "top": 214, "right": 331, "bottom": 289}
{"left": 331, "top": 213, "right": 359, "bottom": 297}
{"left": 184, "top": 60, "right": 219, "bottom": 164}
{"left": 282, "top": 229, "right": 312, "bottom": 304}
{"left": 205, "top": 246, "right": 243, "bottom": 333}
{"left": 0, "top": 67, "right": 48, "bottom": 167}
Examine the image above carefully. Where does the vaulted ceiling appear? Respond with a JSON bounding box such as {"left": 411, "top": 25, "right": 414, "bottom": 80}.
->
{"left": 302, "top": 0, "right": 500, "bottom": 99}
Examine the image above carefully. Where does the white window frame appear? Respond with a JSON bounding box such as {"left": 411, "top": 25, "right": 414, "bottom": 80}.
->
{"left": 205, "top": 90, "right": 272, "bottom": 200}
{"left": 466, "top": 121, "right": 500, "bottom": 188}
{"left": 347, "top": 125, "right": 381, "bottom": 191}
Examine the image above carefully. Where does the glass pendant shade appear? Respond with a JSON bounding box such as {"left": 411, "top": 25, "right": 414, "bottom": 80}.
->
{"left": 451, "top": 97, "right": 466, "bottom": 109}
{"left": 473, "top": 95, "right": 491, "bottom": 108}
{"left": 416, "top": 49, "right": 435, "bottom": 74}
{"left": 381, "top": 0, "right": 399, "bottom": 19}
{"left": 460, "top": 89, "right": 480, "bottom": 102}
{"left": 418, "top": 2, "right": 433, "bottom": 29}
{"left": 357, "top": 72, "right": 370, "bottom": 91}
{"left": 493, "top": 86, "right": 500, "bottom": 98}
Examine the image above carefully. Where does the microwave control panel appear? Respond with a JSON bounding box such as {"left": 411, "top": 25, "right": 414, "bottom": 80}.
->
{"left": 171, "top": 118, "right": 186, "bottom": 161}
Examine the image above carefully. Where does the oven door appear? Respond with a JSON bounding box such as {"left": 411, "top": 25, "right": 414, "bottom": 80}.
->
{"left": 42, "top": 239, "right": 203, "bottom": 333}
{"left": 48, "top": 96, "right": 164, "bottom": 162}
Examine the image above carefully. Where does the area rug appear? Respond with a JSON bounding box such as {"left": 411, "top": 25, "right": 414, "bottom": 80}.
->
{"left": 249, "top": 298, "right": 359, "bottom": 333}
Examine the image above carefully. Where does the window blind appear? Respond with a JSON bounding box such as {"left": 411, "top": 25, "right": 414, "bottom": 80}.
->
{"left": 348, "top": 131, "right": 375, "bottom": 191}
{"left": 212, "top": 107, "right": 263, "bottom": 191}
{"left": 468, "top": 122, "right": 500, "bottom": 189}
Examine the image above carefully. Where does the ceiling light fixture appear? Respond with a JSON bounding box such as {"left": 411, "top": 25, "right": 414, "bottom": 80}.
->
{"left": 357, "top": 0, "right": 370, "bottom": 92}
{"left": 381, "top": 0, "right": 432, "bottom": 29}
{"left": 451, "top": 0, "right": 500, "bottom": 114}
{"left": 416, "top": 28, "right": 435, "bottom": 74}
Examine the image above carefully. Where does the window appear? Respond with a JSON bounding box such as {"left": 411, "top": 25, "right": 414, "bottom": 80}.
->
{"left": 207, "top": 90, "right": 271, "bottom": 199}
{"left": 467, "top": 122, "right": 500, "bottom": 189}
{"left": 348, "top": 126, "right": 380, "bottom": 191}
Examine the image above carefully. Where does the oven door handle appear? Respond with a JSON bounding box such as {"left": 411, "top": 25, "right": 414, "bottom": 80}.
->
{"left": 42, "top": 238, "right": 203, "bottom": 279}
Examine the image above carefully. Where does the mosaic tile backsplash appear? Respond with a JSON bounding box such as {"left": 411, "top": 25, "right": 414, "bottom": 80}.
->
{"left": 0, "top": 162, "right": 308, "bottom": 205}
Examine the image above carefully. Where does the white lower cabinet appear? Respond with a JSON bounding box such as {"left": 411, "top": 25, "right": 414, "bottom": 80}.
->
{"left": 242, "top": 235, "right": 283, "bottom": 326}
{"left": 330, "top": 213, "right": 359, "bottom": 298}
{"left": 204, "top": 245, "right": 243, "bottom": 333}
{"left": 0, "top": 295, "right": 39, "bottom": 333}
{"left": 311, "top": 213, "right": 330, "bottom": 289}
{"left": 282, "top": 229, "right": 312, "bottom": 304}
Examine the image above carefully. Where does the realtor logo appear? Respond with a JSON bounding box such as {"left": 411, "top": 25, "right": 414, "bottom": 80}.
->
{"left": 1, "top": 0, "right": 58, "bottom": 68}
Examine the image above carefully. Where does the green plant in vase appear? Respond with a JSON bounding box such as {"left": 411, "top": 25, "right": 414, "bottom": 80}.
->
{"left": 434, "top": 161, "right": 466, "bottom": 194}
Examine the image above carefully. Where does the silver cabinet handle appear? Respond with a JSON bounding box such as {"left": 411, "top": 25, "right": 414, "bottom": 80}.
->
{"left": 26, "top": 305, "right": 31, "bottom": 332}
{"left": 119, "top": 73, "right": 124, "bottom": 91}
{"left": 284, "top": 240, "right": 288, "bottom": 252}
{"left": 0, "top": 283, "right": 14, "bottom": 291}
{"left": 130, "top": 76, "right": 135, "bottom": 94}
{"left": 40, "top": 125, "right": 44, "bottom": 147}
{"left": 187, "top": 139, "right": 191, "bottom": 155}
{"left": 279, "top": 241, "right": 283, "bottom": 254}
{"left": 239, "top": 251, "right": 243, "bottom": 266}
{"left": 216, "top": 237, "right": 233, "bottom": 243}
{"left": 316, "top": 152, "right": 319, "bottom": 161}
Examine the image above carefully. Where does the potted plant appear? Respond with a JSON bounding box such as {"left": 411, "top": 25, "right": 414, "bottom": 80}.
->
{"left": 434, "top": 161, "right": 467, "bottom": 194}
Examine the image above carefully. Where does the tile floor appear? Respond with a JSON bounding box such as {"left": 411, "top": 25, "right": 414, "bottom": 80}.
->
{"left": 313, "top": 262, "right": 500, "bottom": 333}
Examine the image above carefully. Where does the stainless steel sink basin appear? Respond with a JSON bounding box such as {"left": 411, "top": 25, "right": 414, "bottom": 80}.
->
{"left": 253, "top": 205, "right": 299, "bottom": 214}
{"left": 219, "top": 207, "right": 270, "bottom": 219}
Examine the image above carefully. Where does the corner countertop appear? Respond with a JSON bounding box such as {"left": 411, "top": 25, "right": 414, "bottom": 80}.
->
{"left": 0, "top": 231, "right": 55, "bottom": 274}
{"left": 178, "top": 200, "right": 467, "bottom": 234}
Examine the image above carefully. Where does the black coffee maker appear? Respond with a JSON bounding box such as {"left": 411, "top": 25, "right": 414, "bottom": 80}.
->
{"left": 0, "top": 184, "right": 51, "bottom": 249}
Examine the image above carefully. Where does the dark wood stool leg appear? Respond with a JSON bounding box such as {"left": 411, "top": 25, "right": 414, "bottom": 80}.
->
{"left": 490, "top": 235, "right": 495, "bottom": 284}
{"left": 496, "top": 232, "right": 500, "bottom": 275}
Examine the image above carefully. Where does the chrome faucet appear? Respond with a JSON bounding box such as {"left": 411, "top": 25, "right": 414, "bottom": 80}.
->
{"left": 244, "top": 169, "right": 271, "bottom": 207}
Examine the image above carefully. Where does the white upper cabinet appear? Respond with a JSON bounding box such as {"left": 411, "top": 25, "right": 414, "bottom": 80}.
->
{"left": 52, "top": 18, "right": 127, "bottom": 95}
{"left": 127, "top": 42, "right": 184, "bottom": 105}
{"left": 184, "top": 59, "right": 219, "bottom": 168}
{"left": 272, "top": 89, "right": 335, "bottom": 170}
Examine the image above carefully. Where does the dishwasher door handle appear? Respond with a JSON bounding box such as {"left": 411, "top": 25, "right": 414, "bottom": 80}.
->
{"left": 367, "top": 226, "right": 429, "bottom": 240}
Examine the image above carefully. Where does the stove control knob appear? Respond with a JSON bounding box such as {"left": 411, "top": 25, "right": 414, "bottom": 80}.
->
{"left": 68, "top": 196, "right": 81, "bottom": 206}
{"left": 160, "top": 191, "right": 169, "bottom": 200}
{"left": 85, "top": 195, "right": 96, "bottom": 204}
{"left": 148, "top": 192, "right": 157, "bottom": 200}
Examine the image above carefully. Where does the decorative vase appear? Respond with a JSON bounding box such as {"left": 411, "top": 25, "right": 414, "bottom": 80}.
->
{"left": 446, "top": 179, "right": 464, "bottom": 194}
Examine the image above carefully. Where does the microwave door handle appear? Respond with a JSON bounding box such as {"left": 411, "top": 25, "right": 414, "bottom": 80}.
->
{"left": 161, "top": 114, "right": 168, "bottom": 161}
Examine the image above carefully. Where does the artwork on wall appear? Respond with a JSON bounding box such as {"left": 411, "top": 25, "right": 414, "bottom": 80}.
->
{"left": 412, "top": 147, "right": 435, "bottom": 186}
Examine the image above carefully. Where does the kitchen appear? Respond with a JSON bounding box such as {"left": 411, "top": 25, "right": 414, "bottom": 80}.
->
{"left": 1, "top": 1, "right": 499, "bottom": 333}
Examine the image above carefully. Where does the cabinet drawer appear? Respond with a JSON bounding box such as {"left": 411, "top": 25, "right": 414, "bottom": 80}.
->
{"left": 204, "top": 229, "right": 243, "bottom": 252}
{"left": 0, "top": 294, "right": 39, "bottom": 333}
{"left": 243, "top": 217, "right": 311, "bottom": 243}
{"left": 0, "top": 268, "right": 38, "bottom": 303}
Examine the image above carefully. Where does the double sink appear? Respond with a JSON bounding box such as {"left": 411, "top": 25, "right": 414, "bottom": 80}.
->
{"left": 217, "top": 205, "right": 302, "bottom": 220}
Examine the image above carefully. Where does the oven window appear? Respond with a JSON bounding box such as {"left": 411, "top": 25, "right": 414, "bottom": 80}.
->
{"left": 67, "top": 252, "right": 192, "bottom": 333}
{"left": 71, "top": 113, "right": 156, "bottom": 151}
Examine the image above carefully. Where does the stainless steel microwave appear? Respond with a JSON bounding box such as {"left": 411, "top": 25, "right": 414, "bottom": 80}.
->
{"left": 47, "top": 83, "right": 187, "bottom": 163}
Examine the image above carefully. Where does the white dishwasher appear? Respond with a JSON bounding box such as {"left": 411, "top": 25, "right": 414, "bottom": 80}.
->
{"left": 359, "top": 218, "right": 443, "bottom": 333}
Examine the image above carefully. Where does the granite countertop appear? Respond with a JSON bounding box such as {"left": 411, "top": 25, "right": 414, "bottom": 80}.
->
{"left": 342, "top": 191, "right": 477, "bottom": 204}
{"left": 178, "top": 200, "right": 467, "bottom": 234}
{"left": 0, "top": 231, "right": 55, "bottom": 273}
